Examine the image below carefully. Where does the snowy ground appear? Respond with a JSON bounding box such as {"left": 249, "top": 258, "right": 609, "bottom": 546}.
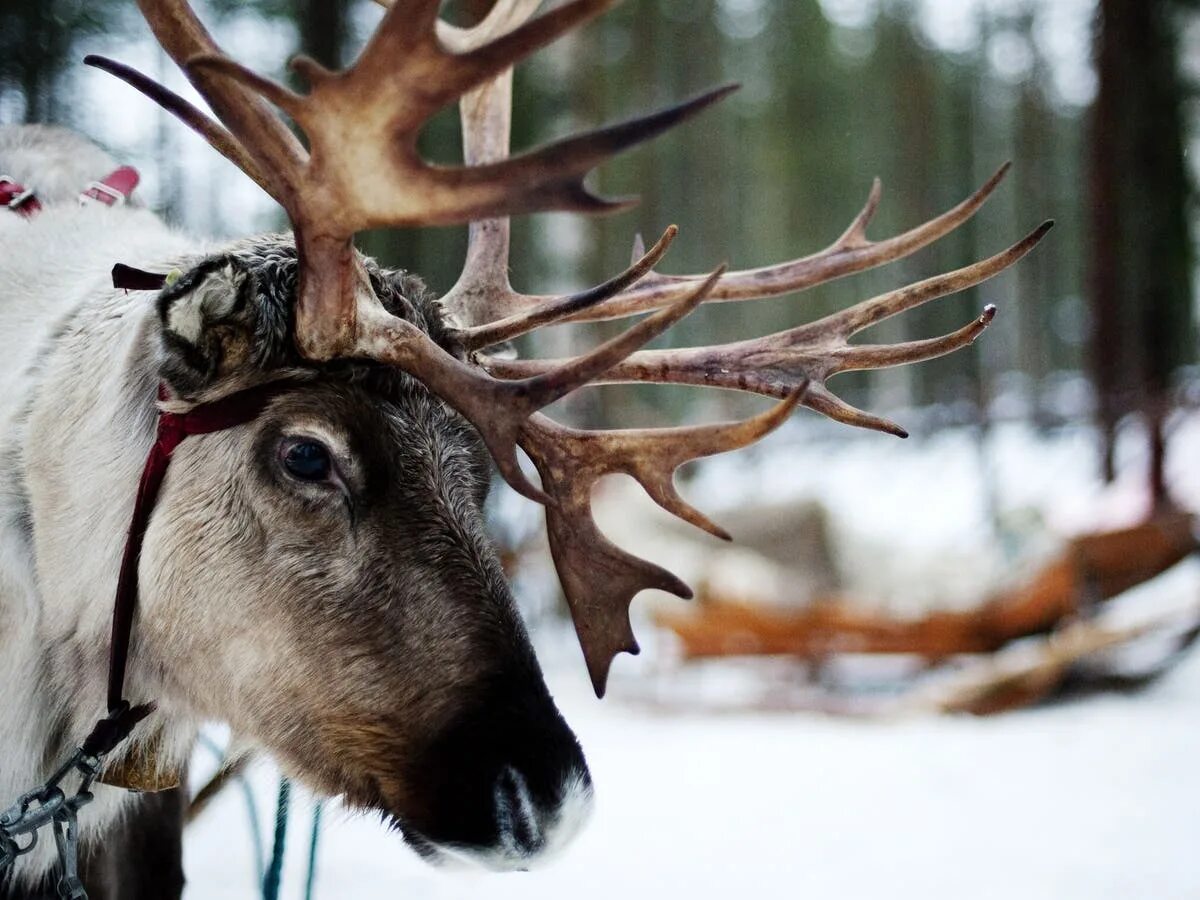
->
{"left": 186, "top": 599, "right": 1200, "bottom": 900}
{"left": 183, "top": 410, "right": 1200, "bottom": 900}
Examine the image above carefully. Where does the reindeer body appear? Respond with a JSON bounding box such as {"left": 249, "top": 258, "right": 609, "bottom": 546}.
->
{"left": 1, "top": 127, "right": 198, "bottom": 894}
{"left": 0, "top": 126, "right": 593, "bottom": 895}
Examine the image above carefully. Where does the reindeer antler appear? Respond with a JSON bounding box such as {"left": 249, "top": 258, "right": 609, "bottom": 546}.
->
{"left": 87, "top": 0, "right": 729, "bottom": 503}
{"left": 92, "top": 0, "right": 1051, "bottom": 695}
{"left": 483, "top": 220, "right": 1052, "bottom": 437}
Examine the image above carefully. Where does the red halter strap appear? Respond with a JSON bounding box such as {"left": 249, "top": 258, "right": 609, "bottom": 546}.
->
{"left": 1, "top": 166, "right": 140, "bottom": 223}
{"left": 103, "top": 382, "right": 290, "bottom": 723}
{"left": 0, "top": 176, "right": 42, "bottom": 218}
{"left": 80, "top": 166, "right": 140, "bottom": 208}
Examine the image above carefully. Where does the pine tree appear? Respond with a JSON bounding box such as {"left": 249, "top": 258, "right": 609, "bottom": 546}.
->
{"left": 1089, "top": 0, "right": 1196, "bottom": 504}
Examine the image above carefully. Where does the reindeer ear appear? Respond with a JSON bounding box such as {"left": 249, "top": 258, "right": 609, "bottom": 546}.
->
{"left": 157, "top": 256, "right": 258, "bottom": 395}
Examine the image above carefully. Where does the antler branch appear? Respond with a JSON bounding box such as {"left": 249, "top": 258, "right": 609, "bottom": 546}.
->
{"left": 481, "top": 221, "right": 1053, "bottom": 437}
{"left": 448, "top": 161, "right": 1014, "bottom": 334}
{"left": 354, "top": 267, "right": 722, "bottom": 502}
{"left": 105, "top": 0, "right": 1054, "bottom": 696}
{"left": 83, "top": 55, "right": 274, "bottom": 197}
{"left": 520, "top": 390, "right": 804, "bottom": 694}
{"left": 545, "top": 162, "right": 1017, "bottom": 322}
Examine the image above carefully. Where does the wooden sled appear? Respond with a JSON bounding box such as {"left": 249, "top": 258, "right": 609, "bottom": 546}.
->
{"left": 651, "top": 512, "right": 1199, "bottom": 714}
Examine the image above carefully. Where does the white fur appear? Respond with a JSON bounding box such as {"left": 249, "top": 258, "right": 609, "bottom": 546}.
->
{"left": 0, "top": 128, "right": 205, "bottom": 882}
{"left": 0, "top": 126, "right": 136, "bottom": 207}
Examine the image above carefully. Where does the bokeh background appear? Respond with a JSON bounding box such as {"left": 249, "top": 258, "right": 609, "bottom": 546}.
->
{"left": 3, "top": 1, "right": 1199, "bottom": 898}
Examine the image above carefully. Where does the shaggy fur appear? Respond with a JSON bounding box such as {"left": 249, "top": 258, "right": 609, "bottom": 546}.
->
{"left": 0, "top": 126, "right": 591, "bottom": 897}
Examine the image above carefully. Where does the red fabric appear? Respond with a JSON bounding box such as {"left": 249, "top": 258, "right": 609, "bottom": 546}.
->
{"left": 80, "top": 166, "right": 141, "bottom": 207}
{"left": 0, "top": 178, "right": 42, "bottom": 218}
{"left": 2, "top": 166, "right": 140, "bottom": 219}
{"left": 106, "top": 382, "right": 291, "bottom": 712}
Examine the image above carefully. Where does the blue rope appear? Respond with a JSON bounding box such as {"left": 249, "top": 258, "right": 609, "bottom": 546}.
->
{"left": 195, "top": 737, "right": 324, "bottom": 899}
{"left": 262, "top": 779, "right": 291, "bottom": 900}
{"left": 197, "top": 734, "right": 266, "bottom": 885}
{"left": 304, "top": 803, "right": 324, "bottom": 900}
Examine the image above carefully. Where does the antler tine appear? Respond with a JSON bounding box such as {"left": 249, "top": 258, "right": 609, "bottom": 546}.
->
{"left": 354, "top": 0, "right": 613, "bottom": 98}
{"left": 440, "top": 58, "right": 523, "bottom": 325}
{"left": 369, "top": 0, "right": 544, "bottom": 49}
{"left": 473, "top": 161, "right": 1015, "bottom": 327}
{"left": 583, "top": 161, "right": 1016, "bottom": 321}
{"left": 354, "top": 267, "right": 724, "bottom": 503}
{"left": 436, "top": 52, "right": 693, "bottom": 344}
{"left": 480, "top": 222, "right": 1054, "bottom": 437}
{"left": 441, "top": 64, "right": 685, "bottom": 336}
{"left": 456, "top": 225, "right": 679, "bottom": 350}
{"left": 132, "top": 0, "right": 306, "bottom": 191}
{"left": 520, "top": 389, "right": 804, "bottom": 695}
{"left": 827, "top": 221, "right": 1047, "bottom": 336}
{"left": 83, "top": 55, "right": 275, "bottom": 198}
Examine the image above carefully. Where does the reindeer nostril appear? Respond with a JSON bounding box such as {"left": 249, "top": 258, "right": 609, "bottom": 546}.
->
{"left": 493, "top": 766, "right": 545, "bottom": 858}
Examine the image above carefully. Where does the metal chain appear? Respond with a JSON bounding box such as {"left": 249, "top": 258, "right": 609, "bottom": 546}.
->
{"left": 0, "top": 745, "right": 106, "bottom": 899}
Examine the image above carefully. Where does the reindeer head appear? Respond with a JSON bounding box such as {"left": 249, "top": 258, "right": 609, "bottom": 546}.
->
{"left": 136, "top": 239, "right": 590, "bottom": 866}
{"left": 89, "top": 0, "right": 1050, "bottom": 869}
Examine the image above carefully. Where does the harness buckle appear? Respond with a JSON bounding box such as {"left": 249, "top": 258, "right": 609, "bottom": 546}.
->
{"left": 79, "top": 180, "right": 127, "bottom": 208}
{"left": 0, "top": 175, "right": 35, "bottom": 211}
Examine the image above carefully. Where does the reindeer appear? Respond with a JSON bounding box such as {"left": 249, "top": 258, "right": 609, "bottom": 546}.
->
{"left": 0, "top": 0, "right": 1049, "bottom": 895}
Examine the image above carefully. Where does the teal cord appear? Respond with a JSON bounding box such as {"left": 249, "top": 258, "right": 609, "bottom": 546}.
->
{"left": 262, "top": 779, "right": 291, "bottom": 900}
{"left": 197, "top": 733, "right": 265, "bottom": 885}
{"left": 304, "top": 803, "right": 324, "bottom": 900}
{"left": 194, "top": 738, "right": 322, "bottom": 899}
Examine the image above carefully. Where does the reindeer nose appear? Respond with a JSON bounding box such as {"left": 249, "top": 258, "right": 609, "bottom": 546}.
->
{"left": 493, "top": 766, "right": 546, "bottom": 860}
{"left": 489, "top": 764, "right": 593, "bottom": 869}
{"left": 398, "top": 659, "right": 595, "bottom": 868}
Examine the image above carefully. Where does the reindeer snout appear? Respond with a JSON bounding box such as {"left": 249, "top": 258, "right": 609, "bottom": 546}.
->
{"left": 402, "top": 757, "right": 594, "bottom": 872}
{"left": 488, "top": 764, "right": 593, "bottom": 870}
{"left": 396, "top": 661, "right": 594, "bottom": 870}
{"left": 494, "top": 766, "right": 545, "bottom": 859}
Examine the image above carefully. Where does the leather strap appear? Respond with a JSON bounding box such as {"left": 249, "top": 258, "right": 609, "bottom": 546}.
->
{"left": 80, "top": 166, "right": 140, "bottom": 207}
{"left": 112, "top": 264, "right": 169, "bottom": 292}
{"left": 2, "top": 166, "right": 140, "bottom": 219}
{"left": 0, "top": 176, "right": 42, "bottom": 218}
{"left": 92, "top": 380, "right": 286, "bottom": 792}
{"left": 105, "top": 381, "right": 290, "bottom": 713}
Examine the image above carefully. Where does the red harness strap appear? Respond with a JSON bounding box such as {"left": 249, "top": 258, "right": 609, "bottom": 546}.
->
{"left": 1, "top": 166, "right": 140, "bottom": 221}
{"left": 80, "top": 166, "right": 140, "bottom": 208}
{"left": 104, "top": 382, "right": 289, "bottom": 722}
{"left": 0, "top": 176, "right": 42, "bottom": 218}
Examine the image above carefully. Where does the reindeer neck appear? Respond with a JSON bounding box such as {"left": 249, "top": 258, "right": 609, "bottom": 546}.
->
{"left": 0, "top": 203, "right": 200, "bottom": 880}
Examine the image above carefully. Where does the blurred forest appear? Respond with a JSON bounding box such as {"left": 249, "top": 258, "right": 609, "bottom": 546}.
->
{"left": 0, "top": 0, "right": 1197, "bottom": 493}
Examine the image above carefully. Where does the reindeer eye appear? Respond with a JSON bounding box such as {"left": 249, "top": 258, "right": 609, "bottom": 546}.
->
{"left": 281, "top": 440, "right": 332, "bottom": 481}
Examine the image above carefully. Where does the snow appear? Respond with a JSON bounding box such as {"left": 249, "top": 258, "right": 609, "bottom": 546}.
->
{"left": 183, "top": 411, "right": 1200, "bottom": 900}
{"left": 186, "top": 616, "right": 1200, "bottom": 900}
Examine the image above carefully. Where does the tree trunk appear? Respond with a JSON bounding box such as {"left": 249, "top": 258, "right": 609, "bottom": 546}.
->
{"left": 1089, "top": 0, "right": 1195, "bottom": 503}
